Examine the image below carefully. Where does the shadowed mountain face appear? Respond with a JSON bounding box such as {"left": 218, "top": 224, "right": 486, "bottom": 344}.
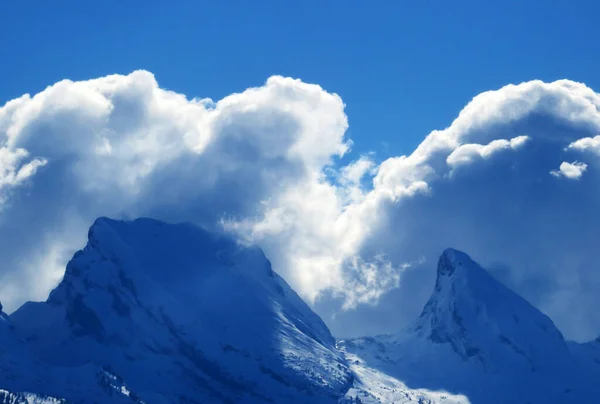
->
{"left": 1, "top": 297, "right": 135, "bottom": 403}
{"left": 8, "top": 218, "right": 352, "bottom": 403}
{"left": 1, "top": 219, "right": 600, "bottom": 403}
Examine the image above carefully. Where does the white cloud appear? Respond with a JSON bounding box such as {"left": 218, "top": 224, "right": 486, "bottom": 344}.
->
{"left": 4, "top": 73, "right": 600, "bottom": 342}
{"left": 550, "top": 161, "right": 587, "bottom": 179}
{"left": 341, "top": 255, "right": 414, "bottom": 310}
{"left": 568, "top": 135, "right": 600, "bottom": 155}
{"left": 332, "top": 78, "right": 600, "bottom": 340}
{"left": 0, "top": 147, "right": 47, "bottom": 206}
{"left": 341, "top": 156, "right": 375, "bottom": 186}
{"left": 446, "top": 136, "right": 529, "bottom": 167}
{"left": 0, "top": 70, "right": 392, "bottom": 314}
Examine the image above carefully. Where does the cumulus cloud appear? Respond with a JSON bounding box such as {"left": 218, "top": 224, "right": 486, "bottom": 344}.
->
{"left": 446, "top": 135, "right": 529, "bottom": 168}
{"left": 550, "top": 161, "right": 587, "bottom": 179}
{"left": 340, "top": 156, "right": 375, "bottom": 185}
{"left": 0, "top": 71, "right": 396, "bottom": 315}
{"left": 3, "top": 73, "right": 600, "bottom": 342}
{"left": 568, "top": 135, "right": 600, "bottom": 155}
{"left": 325, "top": 79, "right": 600, "bottom": 340}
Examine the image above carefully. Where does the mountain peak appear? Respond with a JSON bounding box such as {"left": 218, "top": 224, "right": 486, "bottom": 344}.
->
{"left": 10, "top": 217, "right": 352, "bottom": 403}
{"left": 437, "top": 248, "right": 473, "bottom": 276}
{"left": 340, "top": 249, "right": 599, "bottom": 403}
{"left": 414, "top": 248, "right": 569, "bottom": 372}
{"left": 440, "top": 247, "right": 467, "bottom": 260}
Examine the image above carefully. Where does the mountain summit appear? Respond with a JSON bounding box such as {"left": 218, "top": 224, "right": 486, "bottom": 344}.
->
{"left": 339, "top": 248, "right": 600, "bottom": 403}
{"left": 9, "top": 218, "right": 352, "bottom": 403}
{"left": 414, "top": 248, "right": 570, "bottom": 373}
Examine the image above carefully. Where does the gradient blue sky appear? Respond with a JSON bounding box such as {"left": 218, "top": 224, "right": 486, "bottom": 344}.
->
{"left": 2, "top": 0, "right": 599, "bottom": 158}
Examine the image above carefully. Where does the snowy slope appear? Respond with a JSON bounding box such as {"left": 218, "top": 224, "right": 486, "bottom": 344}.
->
{"left": 568, "top": 337, "right": 600, "bottom": 378}
{"left": 4, "top": 220, "right": 600, "bottom": 403}
{"left": 0, "top": 390, "right": 65, "bottom": 404}
{"left": 340, "top": 249, "right": 600, "bottom": 404}
{"left": 339, "top": 343, "right": 470, "bottom": 404}
{"left": 1, "top": 301, "right": 137, "bottom": 403}
{"left": 10, "top": 218, "right": 352, "bottom": 404}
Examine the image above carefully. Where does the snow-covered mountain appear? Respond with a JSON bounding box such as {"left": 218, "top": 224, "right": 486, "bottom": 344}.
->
{"left": 569, "top": 336, "right": 600, "bottom": 380}
{"left": 2, "top": 219, "right": 600, "bottom": 403}
{"left": 9, "top": 218, "right": 352, "bottom": 404}
{"left": 414, "top": 248, "right": 571, "bottom": 374}
{"left": 1, "top": 297, "right": 137, "bottom": 403}
{"left": 339, "top": 248, "right": 600, "bottom": 403}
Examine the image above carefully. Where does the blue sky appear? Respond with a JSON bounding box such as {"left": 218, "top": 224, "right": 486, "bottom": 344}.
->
{"left": 2, "top": 0, "right": 599, "bottom": 158}
{"left": 3, "top": 1, "right": 600, "bottom": 341}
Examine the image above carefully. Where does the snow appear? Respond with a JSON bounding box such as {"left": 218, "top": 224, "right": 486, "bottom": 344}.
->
{"left": 1, "top": 302, "right": 135, "bottom": 403}
{"left": 9, "top": 217, "right": 352, "bottom": 403}
{"left": 0, "top": 390, "right": 65, "bottom": 404}
{"left": 340, "top": 346, "right": 470, "bottom": 404}
{"left": 339, "top": 248, "right": 600, "bottom": 403}
{"left": 2, "top": 219, "right": 600, "bottom": 403}
{"left": 414, "top": 248, "right": 571, "bottom": 373}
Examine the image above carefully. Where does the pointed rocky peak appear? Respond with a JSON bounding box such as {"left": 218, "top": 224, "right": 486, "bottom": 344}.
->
{"left": 415, "top": 248, "right": 570, "bottom": 373}
{"left": 436, "top": 248, "right": 472, "bottom": 276}
{"left": 434, "top": 247, "right": 491, "bottom": 287}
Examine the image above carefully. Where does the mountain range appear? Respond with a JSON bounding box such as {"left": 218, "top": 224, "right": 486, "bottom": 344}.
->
{"left": 1, "top": 218, "right": 599, "bottom": 403}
